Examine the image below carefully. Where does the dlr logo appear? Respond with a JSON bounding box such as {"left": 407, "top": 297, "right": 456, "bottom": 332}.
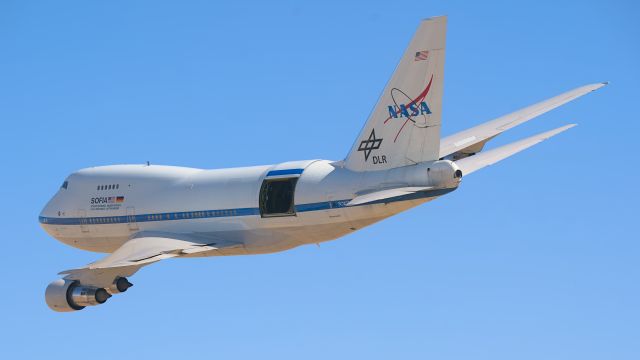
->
{"left": 372, "top": 155, "right": 387, "bottom": 164}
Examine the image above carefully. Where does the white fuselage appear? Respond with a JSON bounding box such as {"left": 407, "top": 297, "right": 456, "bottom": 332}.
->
{"left": 39, "top": 159, "right": 460, "bottom": 255}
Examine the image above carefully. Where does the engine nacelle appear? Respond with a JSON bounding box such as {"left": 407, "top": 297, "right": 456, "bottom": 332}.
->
{"left": 45, "top": 279, "right": 111, "bottom": 312}
{"left": 106, "top": 277, "right": 134, "bottom": 294}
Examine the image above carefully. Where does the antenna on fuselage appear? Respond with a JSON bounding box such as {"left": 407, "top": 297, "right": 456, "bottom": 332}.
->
{"left": 146, "top": 161, "right": 150, "bottom": 166}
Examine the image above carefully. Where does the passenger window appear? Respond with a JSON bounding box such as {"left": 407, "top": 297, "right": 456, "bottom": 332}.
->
{"left": 259, "top": 178, "right": 298, "bottom": 217}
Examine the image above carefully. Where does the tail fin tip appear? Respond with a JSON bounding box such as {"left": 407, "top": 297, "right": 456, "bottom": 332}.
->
{"left": 344, "top": 18, "right": 447, "bottom": 171}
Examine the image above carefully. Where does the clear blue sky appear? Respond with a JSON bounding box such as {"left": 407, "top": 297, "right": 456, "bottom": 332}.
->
{"left": 0, "top": 1, "right": 638, "bottom": 359}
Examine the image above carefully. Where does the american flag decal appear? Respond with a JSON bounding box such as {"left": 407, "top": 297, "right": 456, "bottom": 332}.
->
{"left": 414, "top": 50, "right": 429, "bottom": 61}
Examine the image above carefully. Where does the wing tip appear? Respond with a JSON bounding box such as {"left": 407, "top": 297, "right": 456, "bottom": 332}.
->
{"left": 541, "top": 123, "right": 576, "bottom": 140}
{"left": 590, "top": 81, "right": 609, "bottom": 91}
{"left": 423, "top": 15, "right": 447, "bottom": 20}
{"left": 421, "top": 15, "right": 447, "bottom": 23}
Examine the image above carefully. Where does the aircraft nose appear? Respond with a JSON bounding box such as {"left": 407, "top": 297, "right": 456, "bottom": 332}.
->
{"left": 40, "top": 197, "right": 56, "bottom": 220}
{"left": 42, "top": 177, "right": 73, "bottom": 218}
{"left": 40, "top": 189, "right": 64, "bottom": 219}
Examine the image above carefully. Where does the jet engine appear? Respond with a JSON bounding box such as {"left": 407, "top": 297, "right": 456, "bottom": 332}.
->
{"left": 45, "top": 279, "right": 113, "bottom": 312}
{"left": 106, "top": 276, "right": 133, "bottom": 294}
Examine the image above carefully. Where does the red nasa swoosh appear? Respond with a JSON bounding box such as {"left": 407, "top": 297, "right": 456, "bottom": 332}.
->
{"left": 384, "top": 74, "right": 434, "bottom": 142}
{"left": 384, "top": 74, "right": 434, "bottom": 125}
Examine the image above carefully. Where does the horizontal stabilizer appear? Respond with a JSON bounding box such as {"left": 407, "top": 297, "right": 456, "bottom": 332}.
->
{"left": 440, "top": 83, "right": 606, "bottom": 159}
{"left": 347, "top": 186, "right": 432, "bottom": 206}
{"left": 455, "top": 124, "right": 576, "bottom": 176}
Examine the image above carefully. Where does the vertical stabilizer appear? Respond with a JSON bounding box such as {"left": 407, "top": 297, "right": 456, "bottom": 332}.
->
{"left": 344, "top": 16, "right": 446, "bottom": 171}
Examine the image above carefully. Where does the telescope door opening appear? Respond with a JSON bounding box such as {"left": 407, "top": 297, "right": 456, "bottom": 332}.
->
{"left": 259, "top": 178, "right": 298, "bottom": 217}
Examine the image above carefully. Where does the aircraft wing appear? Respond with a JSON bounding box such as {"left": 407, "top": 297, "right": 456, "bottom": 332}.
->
{"left": 60, "top": 234, "right": 242, "bottom": 287}
{"left": 455, "top": 124, "right": 575, "bottom": 176}
{"left": 440, "top": 83, "right": 606, "bottom": 160}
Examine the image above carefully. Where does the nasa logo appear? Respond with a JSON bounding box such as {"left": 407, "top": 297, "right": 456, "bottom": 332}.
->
{"left": 387, "top": 101, "right": 432, "bottom": 119}
{"left": 383, "top": 75, "right": 435, "bottom": 143}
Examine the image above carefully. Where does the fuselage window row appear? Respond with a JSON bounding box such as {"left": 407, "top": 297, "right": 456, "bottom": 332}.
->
{"left": 85, "top": 210, "right": 245, "bottom": 225}
{"left": 96, "top": 184, "right": 120, "bottom": 191}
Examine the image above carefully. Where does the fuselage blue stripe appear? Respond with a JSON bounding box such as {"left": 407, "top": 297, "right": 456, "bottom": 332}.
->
{"left": 38, "top": 187, "right": 455, "bottom": 226}
{"left": 266, "top": 168, "right": 304, "bottom": 177}
{"left": 38, "top": 200, "right": 344, "bottom": 226}
{"left": 39, "top": 200, "right": 346, "bottom": 226}
{"left": 295, "top": 202, "right": 331, "bottom": 212}
{"left": 39, "top": 207, "right": 262, "bottom": 226}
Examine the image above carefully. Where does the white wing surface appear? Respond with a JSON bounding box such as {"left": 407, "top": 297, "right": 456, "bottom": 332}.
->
{"left": 455, "top": 124, "right": 575, "bottom": 176}
{"left": 440, "top": 83, "right": 606, "bottom": 160}
{"left": 60, "top": 234, "right": 241, "bottom": 287}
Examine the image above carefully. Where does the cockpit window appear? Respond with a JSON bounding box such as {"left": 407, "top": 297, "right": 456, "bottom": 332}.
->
{"left": 61, "top": 181, "right": 68, "bottom": 190}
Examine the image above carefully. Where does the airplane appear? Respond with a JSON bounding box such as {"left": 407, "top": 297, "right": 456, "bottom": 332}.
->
{"left": 40, "top": 16, "right": 606, "bottom": 312}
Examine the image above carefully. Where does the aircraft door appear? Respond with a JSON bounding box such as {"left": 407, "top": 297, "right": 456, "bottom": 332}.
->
{"left": 78, "top": 209, "right": 89, "bottom": 233}
{"left": 126, "top": 207, "right": 139, "bottom": 231}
